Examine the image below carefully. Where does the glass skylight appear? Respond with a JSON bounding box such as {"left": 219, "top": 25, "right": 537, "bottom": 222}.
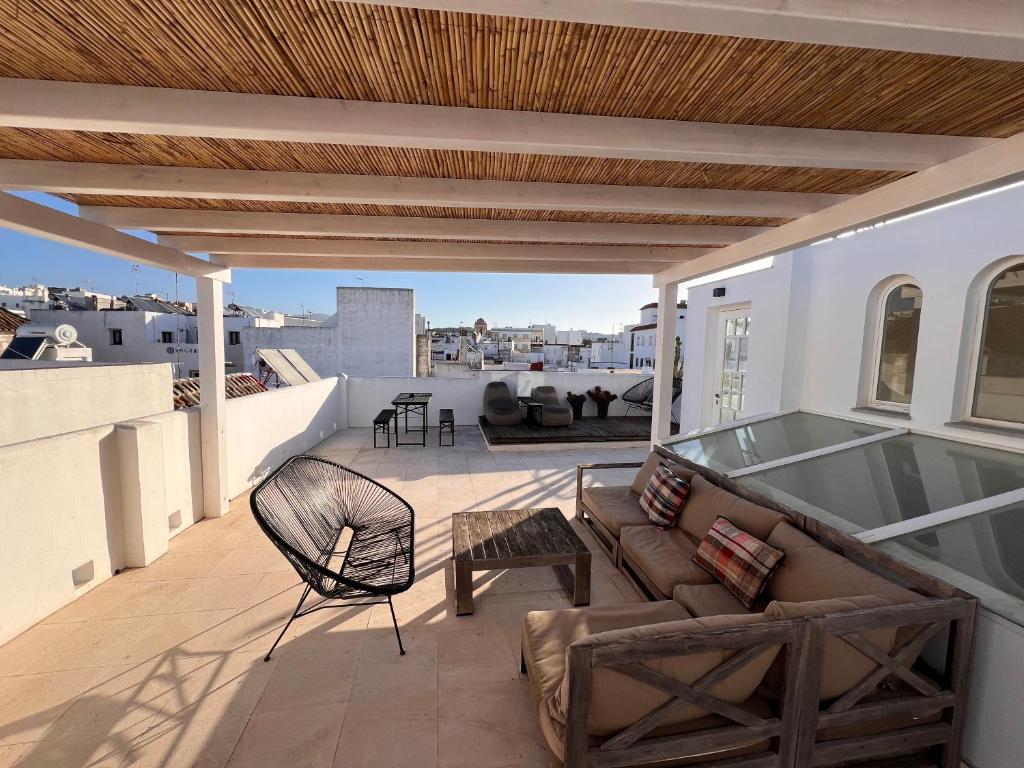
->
{"left": 668, "top": 411, "right": 887, "bottom": 473}
{"left": 875, "top": 502, "right": 1024, "bottom": 625}
{"left": 740, "top": 433, "right": 1024, "bottom": 536}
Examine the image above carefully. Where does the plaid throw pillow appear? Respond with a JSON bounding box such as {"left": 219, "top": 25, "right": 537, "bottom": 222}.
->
{"left": 693, "top": 517, "right": 784, "bottom": 608}
{"left": 638, "top": 464, "right": 690, "bottom": 528}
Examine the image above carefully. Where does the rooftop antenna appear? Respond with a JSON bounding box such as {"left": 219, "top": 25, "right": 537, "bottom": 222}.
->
{"left": 131, "top": 264, "right": 141, "bottom": 296}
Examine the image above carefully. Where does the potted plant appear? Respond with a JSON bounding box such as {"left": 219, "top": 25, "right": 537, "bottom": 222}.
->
{"left": 565, "top": 391, "right": 586, "bottom": 419}
{"left": 587, "top": 386, "right": 618, "bottom": 419}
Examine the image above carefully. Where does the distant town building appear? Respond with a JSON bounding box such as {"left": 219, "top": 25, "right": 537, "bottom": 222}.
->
{"left": 473, "top": 317, "right": 487, "bottom": 336}
{"left": 0, "top": 284, "right": 50, "bottom": 316}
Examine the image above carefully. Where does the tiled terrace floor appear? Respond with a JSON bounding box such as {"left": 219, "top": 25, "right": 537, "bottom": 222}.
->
{"left": 0, "top": 427, "right": 648, "bottom": 768}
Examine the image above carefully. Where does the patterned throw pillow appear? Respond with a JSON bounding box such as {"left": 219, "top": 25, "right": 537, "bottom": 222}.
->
{"left": 638, "top": 464, "right": 690, "bottom": 528}
{"left": 693, "top": 516, "right": 785, "bottom": 608}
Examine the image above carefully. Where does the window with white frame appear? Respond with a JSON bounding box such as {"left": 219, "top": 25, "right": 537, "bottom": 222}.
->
{"left": 972, "top": 261, "right": 1024, "bottom": 424}
{"left": 873, "top": 283, "right": 922, "bottom": 408}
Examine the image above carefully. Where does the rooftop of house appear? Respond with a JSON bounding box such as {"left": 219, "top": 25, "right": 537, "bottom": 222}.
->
{"left": 0, "top": 427, "right": 646, "bottom": 767}
{"left": 0, "top": 307, "right": 27, "bottom": 335}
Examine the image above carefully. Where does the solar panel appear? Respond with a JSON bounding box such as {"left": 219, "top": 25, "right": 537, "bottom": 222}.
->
{"left": 1, "top": 336, "right": 47, "bottom": 360}
{"left": 280, "top": 349, "right": 321, "bottom": 382}
{"left": 257, "top": 348, "right": 312, "bottom": 386}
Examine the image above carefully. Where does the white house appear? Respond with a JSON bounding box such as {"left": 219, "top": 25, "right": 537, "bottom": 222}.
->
{"left": 673, "top": 181, "right": 1024, "bottom": 767}
{"left": 32, "top": 296, "right": 262, "bottom": 378}
{"left": 626, "top": 300, "right": 687, "bottom": 370}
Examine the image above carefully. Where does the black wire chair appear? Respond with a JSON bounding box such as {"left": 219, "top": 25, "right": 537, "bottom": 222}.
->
{"left": 250, "top": 454, "right": 415, "bottom": 660}
{"left": 622, "top": 377, "right": 683, "bottom": 419}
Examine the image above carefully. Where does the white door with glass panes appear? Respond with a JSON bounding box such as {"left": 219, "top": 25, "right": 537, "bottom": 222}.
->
{"left": 712, "top": 310, "right": 750, "bottom": 424}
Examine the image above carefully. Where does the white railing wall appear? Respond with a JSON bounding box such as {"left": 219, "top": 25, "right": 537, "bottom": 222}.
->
{"left": 345, "top": 370, "right": 648, "bottom": 427}
{"left": 224, "top": 376, "right": 342, "bottom": 497}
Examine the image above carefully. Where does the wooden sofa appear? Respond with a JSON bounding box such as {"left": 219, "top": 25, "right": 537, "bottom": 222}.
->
{"left": 518, "top": 448, "right": 976, "bottom": 768}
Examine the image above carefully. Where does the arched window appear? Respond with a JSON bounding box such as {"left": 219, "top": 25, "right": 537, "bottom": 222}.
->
{"left": 873, "top": 283, "right": 922, "bottom": 407}
{"left": 973, "top": 262, "right": 1024, "bottom": 423}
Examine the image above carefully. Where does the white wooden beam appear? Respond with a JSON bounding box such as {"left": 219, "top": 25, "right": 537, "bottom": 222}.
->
{"left": 651, "top": 282, "right": 679, "bottom": 447}
{"left": 197, "top": 276, "right": 229, "bottom": 517}
{"left": 655, "top": 130, "right": 1024, "bottom": 286}
{"left": 81, "top": 207, "right": 767, "bottom": 245}
{"left": 0, "top": 79, "right": 994, "bottom": 171}
{"left": 371, "top": 1, "right": 1024, "bottom": 61}
{"left": 214, "top": 253, "right": 671, "bottom": 274}
{"left": 0, "top": 160, "right": 849, "bottom": 218}
{"left": 0, "top": 192, "right": 228, "bottom": 281}
{"left": 160, "top": 236, "right": 709, "bottom": 264}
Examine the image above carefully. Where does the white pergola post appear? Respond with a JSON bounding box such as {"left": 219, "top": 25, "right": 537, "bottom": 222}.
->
{"left": 198, "top": 275, "right": 229, "bottom": 517}
{"left": 650, "top": 282, "right": 679, "bottom": 448}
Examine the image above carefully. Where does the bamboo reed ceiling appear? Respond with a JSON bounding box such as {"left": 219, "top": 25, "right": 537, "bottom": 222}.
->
{"left": 1, "top": 2, "right": 1023, "bottom": 136}
{"left": 2, "top": 1, "right": 1023, "bottom": 258}
{"left": 0, "top": 129, "right": 906, "bottom": 195}
{"left": 62, "top": 197, "right": 788, "bottom": 228}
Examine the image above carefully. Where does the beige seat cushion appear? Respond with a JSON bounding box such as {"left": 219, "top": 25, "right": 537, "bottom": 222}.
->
{"left": 631, "top": 451, "right": 697, "bottom": 495}
{"left": 680, "top": 474, "right": 786, "bottom": 542}
{"left": 581, "top": 486, "right": 649, "bottom": 537}
{"left": 620, "top": 525, "right": 715, "bottom": 598}
{"left": 765, "top": 523, "right": 920, "bottom": 605}
{"left": 764, "top": 595, "right": 905, "bottom": 701}
{"left": 522, "top": 601, "right": 692, "bottom": 704}
{"left": 673, "top": 583, "right": 756, "bottom": 617}
{"left": 552, "top": 613, "right": 780, "bottom": 736}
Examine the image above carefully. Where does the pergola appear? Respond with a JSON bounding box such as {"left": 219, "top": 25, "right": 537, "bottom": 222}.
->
{"left": 1, "top": 1, "right": 1023, "bottom": 517}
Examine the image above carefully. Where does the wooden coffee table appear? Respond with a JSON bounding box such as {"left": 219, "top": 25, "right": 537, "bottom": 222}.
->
{"left": 452, "top": 508, "right": 592, "bottom": 615}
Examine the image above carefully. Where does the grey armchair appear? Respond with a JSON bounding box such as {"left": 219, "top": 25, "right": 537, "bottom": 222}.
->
{"left": 483, "top": 381, "right": 525, "bottom": 426}
{"left": 531, "top": 386, "right": 574, "bottom": 427}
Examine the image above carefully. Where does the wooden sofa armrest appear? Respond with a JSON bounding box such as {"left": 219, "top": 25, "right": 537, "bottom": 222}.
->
{"left": 561, "top": 620, "right": 808, "bottom": 768}
{"left": 575, "top": 461, "right": 645, "bottom": 502}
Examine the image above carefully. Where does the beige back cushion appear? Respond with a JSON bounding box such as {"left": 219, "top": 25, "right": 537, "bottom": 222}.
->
{"left": 764, "top": 595, "right": 904, "bottom": 701}
{"left": 631, "top": 452, "right": 696, "bottom": 495}
{"left": 680, "top": 474, "right": 785, "bottom": 542}
{"left": 765, "top": 523, "right": 920, "bottom": 605}
{"left": 553, "top": 613, "right": 779, "bottom": 736}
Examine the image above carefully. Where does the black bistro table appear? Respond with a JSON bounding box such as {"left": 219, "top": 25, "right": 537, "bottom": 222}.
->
{"left": 391, "top": 392, "right": 432, "bottom": 446}
{"left": 517, "top": 396, "right": 544, "bottom": 425}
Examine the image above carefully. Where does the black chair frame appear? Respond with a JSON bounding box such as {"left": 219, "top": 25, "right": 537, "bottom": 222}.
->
{"left": 250, "top": 455, "right": 416, "bottom": 660}
{"left": 439, "top": 408, "right": 455, "bottom": 447}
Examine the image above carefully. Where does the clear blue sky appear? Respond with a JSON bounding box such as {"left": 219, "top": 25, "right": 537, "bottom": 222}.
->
{"left": 0, "top": 192, "right": 660, "bottom": 333}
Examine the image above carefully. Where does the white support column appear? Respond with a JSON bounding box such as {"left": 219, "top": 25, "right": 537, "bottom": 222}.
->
{"left": 651, "top": 282, "right": 679, "bottom": 448}
{"left": 198, "top": 276, "right": 229, "bottom": 517}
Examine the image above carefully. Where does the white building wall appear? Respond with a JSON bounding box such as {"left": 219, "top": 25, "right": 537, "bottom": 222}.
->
{"left": 338, "top": 287, "right": 415, "bottom": 377}
{"left": 680, "top": 254, "right": 795, "bottom": 431}
{"left": 680, "top": 184, "right": 1024, "bottom": 449}
{"left": 242, "top": 325, "right": 338, "bottom": 378}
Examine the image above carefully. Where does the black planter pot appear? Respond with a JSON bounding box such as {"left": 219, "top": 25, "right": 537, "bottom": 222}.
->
{"left": 566, "top": 396, "right": 586, "bottom": 419}
{"left": 595, "top": 402, "right": 610, "bottom": 419}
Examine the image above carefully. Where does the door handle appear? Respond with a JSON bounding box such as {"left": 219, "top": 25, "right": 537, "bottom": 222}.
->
{"left": 714, "top": 393, "right": 721, "bottom": 403}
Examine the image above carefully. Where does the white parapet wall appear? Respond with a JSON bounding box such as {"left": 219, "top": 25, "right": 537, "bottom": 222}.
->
{"left": 0, "top": 361, "right": 174, "bottom": 447}
{"left": 344, "top": 370, "right": 649, "bottom": 427}
{"left": 224, "top": 376, "right": 342, "bottom": 497}
{"left": 0, "top": 365, "right": 343, "bottom": 645}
